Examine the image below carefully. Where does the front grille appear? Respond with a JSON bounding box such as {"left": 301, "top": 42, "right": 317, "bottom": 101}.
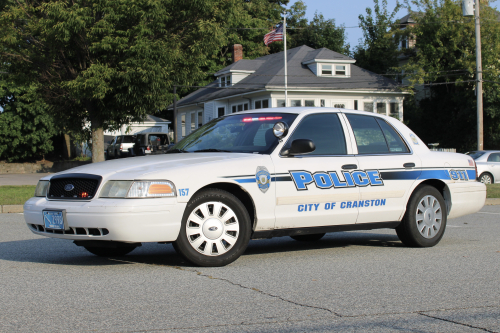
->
{"left": 47, "top": 174, "right": 102, "bottom": 200}
{"left": 29, "top": 224, "right": 109, "bottom": 236}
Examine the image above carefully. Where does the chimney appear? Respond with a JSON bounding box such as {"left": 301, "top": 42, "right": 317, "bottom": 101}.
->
{"left": 232, "top": 44, "right": 243, "bottom": 63}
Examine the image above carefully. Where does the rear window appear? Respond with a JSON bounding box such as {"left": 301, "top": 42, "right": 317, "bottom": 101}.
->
{"left": 346, "top": 114, "right": 409, "bottom": 154}
{"left": 466, "top": 151, "right": 485, "bottom": 160}
{"left": 122, "top": 136, "right": 135, "bottom": 143}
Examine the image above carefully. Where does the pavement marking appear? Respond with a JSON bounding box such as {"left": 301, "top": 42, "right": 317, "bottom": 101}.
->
{"left": 447, "top": 225, "right": 461, "bottom": 228}
{"left": 477, "top": 212, "right": 500, "bottom": 215}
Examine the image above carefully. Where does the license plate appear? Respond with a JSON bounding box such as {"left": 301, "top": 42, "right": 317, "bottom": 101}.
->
{"left": 43, "top": 210, "right": 66, "bottom": 230}
{"left": 145, "top": 150, "right": 151, "bottom": 154}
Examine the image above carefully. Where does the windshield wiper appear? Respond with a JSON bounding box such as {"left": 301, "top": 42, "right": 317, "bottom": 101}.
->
{"left": 165, "top": 148, "right": 189, "bottom": 154}
{"left": 193, "top": 149, "right": 232, "bottom": 153}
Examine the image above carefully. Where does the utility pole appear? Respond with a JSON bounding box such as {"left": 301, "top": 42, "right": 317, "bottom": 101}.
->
{"left": 463, "top": 0, "right": 483, "bottom": 150}
{"left": 173, "top": 85, "right": 177, "bottom": 143}
{"left": 475, "top": 1, "right": 483, "bottom": 150}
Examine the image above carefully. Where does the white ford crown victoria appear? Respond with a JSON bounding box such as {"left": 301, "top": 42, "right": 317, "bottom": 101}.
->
{"left": 24, "top": 108, "right": 486, "bottom": 266}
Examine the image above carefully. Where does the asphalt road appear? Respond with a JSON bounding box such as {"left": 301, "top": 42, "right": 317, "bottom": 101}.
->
{"left": 1, "top": 207, "right": 499, "bottom": 332}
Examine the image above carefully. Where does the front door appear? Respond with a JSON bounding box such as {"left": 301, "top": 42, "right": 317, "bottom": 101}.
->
{"left": 486, "top": 152, "right": 500, "bottom": 182}
{"left": 273, "top": 113, "right": 360, "bottom": 229}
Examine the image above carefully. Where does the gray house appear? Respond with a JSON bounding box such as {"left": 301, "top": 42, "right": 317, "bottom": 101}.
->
{"left": 172, "top": 45, "right": 406, "bottom": 142}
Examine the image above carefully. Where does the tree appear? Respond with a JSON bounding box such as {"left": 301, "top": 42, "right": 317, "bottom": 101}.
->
{"left": 353, "top": 0, "right": 402, "bottom": 74}
{"left": 402, "top": 0, "right": 500, "bottom": 151}
{"left": 0, "top": 0, "right": 240, "bottom": 162}
{"left": 0, "top": 77, "right": 57, "bottom": 162}
{"left": 268, "top": 1, "right": 349, "bottom": 55}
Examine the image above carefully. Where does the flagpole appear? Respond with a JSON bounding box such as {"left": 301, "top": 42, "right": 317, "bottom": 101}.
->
{"left": 283, "top": 12, "right": 287, "bottom": 107}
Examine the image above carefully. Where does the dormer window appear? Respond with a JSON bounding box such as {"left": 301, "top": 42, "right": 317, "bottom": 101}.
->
{"left": 322, "top": 65, "right": 332, "bottom": 75}
{"left": 319, "top": 63, "right": 350, "bottom": 77}
{"left": 219, "top": 75, "right": 231, "bottom": 87}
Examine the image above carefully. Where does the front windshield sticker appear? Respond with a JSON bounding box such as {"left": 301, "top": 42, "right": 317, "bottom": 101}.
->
{"left": 256, "top": 166, "right": 271, "bottom": 193}
{"left": 409, "top": 133, "right": 419, "bottom": 145}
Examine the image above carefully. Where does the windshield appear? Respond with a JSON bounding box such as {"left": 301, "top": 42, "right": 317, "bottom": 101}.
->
{"left": 173, "top": 113, "right": 298, "bottom": 154}
{"left": 466, "top": 151, "right": 485, "bottom": 160}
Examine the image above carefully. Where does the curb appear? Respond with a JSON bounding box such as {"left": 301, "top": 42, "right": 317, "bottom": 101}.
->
{"left": 485, "top": 198, "right": 500, "bottom": 206}
{"left": 2, "top": 199, "right": 500, "bottom": 214}
{"left": 1, "top": 205, "right": 24, "bottom": 213}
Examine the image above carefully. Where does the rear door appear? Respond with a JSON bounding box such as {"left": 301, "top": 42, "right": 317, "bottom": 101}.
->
{"left": 343, "top": 113, "right": 421, "bottom": 223}
{"left": 273, "top": 113, "right": 360, "bottom": 229}
{"left": 486, "top": 153, "right": 500, "bottom": 182}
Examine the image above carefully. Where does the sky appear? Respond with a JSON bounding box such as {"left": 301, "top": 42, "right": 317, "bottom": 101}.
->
{"left": 292, "top": 0, "right": 500, "bottom": 49}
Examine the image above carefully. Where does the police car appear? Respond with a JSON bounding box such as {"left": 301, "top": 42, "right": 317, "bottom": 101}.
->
{"left": 24, "top": 108, "right": 486, "bottom": 267}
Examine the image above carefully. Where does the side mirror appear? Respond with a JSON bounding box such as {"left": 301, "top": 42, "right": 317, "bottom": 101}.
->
{"left": 282, "top": 139, "right": 315, "bottom": 156}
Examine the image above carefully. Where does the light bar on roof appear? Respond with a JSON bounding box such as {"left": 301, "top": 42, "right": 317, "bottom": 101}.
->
{"left": 242, "top": 116, "right": 282, "bottom": 122}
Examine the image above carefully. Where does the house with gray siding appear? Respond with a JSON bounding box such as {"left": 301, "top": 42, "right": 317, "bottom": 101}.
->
{"left": 171, "top": 45, "right": 407, "bottom": 142}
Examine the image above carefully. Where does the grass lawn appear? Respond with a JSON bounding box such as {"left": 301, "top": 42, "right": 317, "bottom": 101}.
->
{"left": 486, "top": 184, "right": 500, "bottom": 199}
{"left": 0, "top": 184, "right": 499, "bottom": 206}
{"left": 0, "top": 185, "right": 36, "bottom": 205}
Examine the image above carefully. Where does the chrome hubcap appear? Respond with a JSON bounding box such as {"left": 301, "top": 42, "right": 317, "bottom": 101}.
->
{"left": 186, "top": 201, "right": 239, "bottom": 256}
{"left": 481, "top": 175, "right": 492, "bottom": 184}
{"left": 416, "top": 195, "right": 442, "bottom": 239}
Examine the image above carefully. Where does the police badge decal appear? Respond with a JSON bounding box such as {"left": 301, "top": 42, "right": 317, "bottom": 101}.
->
{"left": 256, "top": 166, "right": 271, "bottom": 193}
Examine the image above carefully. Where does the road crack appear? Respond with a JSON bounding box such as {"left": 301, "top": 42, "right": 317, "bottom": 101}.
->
{"left": 108, "top": 258, "right": 340, "bottom": 317}
{"left": 418, "top": 312, "right": 498, "bottom": 333}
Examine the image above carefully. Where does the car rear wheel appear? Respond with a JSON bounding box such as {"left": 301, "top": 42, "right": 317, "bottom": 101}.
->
{"left": 83, "top": 245, "right": 137, "bottom": 257}
{"left": 173, "top": 189, "right": 251, "bottom": 267}
{"left": 396, "top": 185, "right": 447, "bottom": 247}
{"left": 479, "top": 172, "right": 493, "bottom": 184}
{"left": 290, "top": 233, "right": 326, "bottom": 241}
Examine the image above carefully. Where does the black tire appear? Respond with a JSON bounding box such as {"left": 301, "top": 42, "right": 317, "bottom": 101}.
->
{"left": 290, "top": 233, "right": 326, "bottom": 242}
{"left": 479, "top": 172, "right": 493, "bottom": 184}
{"left": 174, "top": 188, "right": 251, "bottom": 267}
{"left": 396, "top": 185, "right": 447, "bottom": 247}
{"left": 83, "top": 245, "right": 137, "bottom": 257}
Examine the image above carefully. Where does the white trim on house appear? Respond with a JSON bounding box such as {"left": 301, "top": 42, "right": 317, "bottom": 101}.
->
{"left": 302, "top": 59, "right": 356, "bottom": 65}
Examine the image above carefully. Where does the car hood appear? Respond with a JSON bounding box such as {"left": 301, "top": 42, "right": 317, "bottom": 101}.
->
{"left": 43, "top": 153, "right": 262, "bottom": 180}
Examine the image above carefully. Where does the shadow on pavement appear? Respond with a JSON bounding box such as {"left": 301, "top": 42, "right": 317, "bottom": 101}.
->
{"left": 0, "top": 231, "right": 403, "bottom": 267}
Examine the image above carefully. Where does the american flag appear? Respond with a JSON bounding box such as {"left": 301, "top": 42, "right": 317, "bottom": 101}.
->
{"left": 264, "top": 23, "right": 284, "bottom": 45}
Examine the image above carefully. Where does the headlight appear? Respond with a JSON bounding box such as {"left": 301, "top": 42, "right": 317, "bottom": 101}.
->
{"left": 35, "top": 180, "right": 49, "bottom": 197}
{"left": 100, "top": 180, "right": 176, "bottom": 198}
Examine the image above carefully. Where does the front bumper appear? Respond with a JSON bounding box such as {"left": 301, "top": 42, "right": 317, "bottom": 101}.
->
{"left": 23, "top": 197, "right": 186, "bottom": 243}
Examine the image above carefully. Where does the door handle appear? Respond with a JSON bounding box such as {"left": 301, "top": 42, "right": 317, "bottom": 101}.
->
{"left": 342, "top": 164, "right": 357, "bottom": 170}
{"left": 403, "top": 162, "right": 415, "bottom": 168}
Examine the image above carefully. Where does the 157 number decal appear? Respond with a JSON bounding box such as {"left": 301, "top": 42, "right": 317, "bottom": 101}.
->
{"left": 179, "top": 188, "right": 189, "bottom": 196}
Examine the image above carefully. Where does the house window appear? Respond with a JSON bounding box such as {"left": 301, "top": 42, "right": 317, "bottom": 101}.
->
{"left": 277, "top": 99, "right": 286, "bottom": 107}
{"left": 322, "top": 64, "right": 332, "bottom": 75}
{"left": 354, "top": 100, "right": 358, "bottom": 110}
{"left": 232, "top": 103, "right": 248, "bottom": 113}
{"left": 255, "top": 99, "right": 269, "bottom": 109}
{"left": 181, "top": 114, "right": 186, "bottom": 137}
{"left": 305, "top": 100, "right": 315, "bottom": 107}
{"left": 364, "top": 102, "right": 374, "bottom": 112}
{"left": 217, "top": 107, "right": 225, "bottom": 118}
{"left": 291, "top": 100, "right": 301, "bottom": 107}
{"left": 335, "top": 65, "right": 346, "bottom": 75}
{"left": 376, "top": 103, "right": 386, "bottom": 115}
{"left": 320, "top": 99, "right": 325, "bottom": 107}
{"left": 334, "top": 103, "right": 345, "bottom": 108}
{"left": 198, "top": 111, "right": 203, "bottom": 127}
{"left": 390, "top": 103, "right": 399, "bottom": 118}
{"left": 219, "top": 75, "right": 231, "bottom": 87}
{"left": 190, "top": 113, "right": 196, "bottom": 132}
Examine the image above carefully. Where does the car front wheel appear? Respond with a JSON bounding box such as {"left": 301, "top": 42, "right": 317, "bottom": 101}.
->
{"left": 396, "top": 185, "right": 447, "bottom": 247}
{"left": 479, "top": 172, "right": 493, "bottom": 184}
{"left": 173, "top": 189, "right": 251, "bottom": 267}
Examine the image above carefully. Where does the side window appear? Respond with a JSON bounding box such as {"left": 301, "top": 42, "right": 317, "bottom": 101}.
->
{"left": 116, "top": 136, "right": 122, "bottom": 144}
{"left": 283, "top": 113, "right": 347, "bottom": 155}
{"left": 375, "top": 119, "right": 409, "bottom": 153}
{"left": 487, "top": 153, "right": 500, "bottom": 162}
{"left": 346, "top": 114, "right": 409, "bottom": 154}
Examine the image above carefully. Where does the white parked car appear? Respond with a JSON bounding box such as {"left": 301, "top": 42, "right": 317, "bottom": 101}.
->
{"left": 466, "top": 150, "right": 500, "bottom": 184}
{"left": 25, "top": 108, "right": 486, "bottom": 266}
{"left": 106, "top": 135, "right": 136, "bottom": 158}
